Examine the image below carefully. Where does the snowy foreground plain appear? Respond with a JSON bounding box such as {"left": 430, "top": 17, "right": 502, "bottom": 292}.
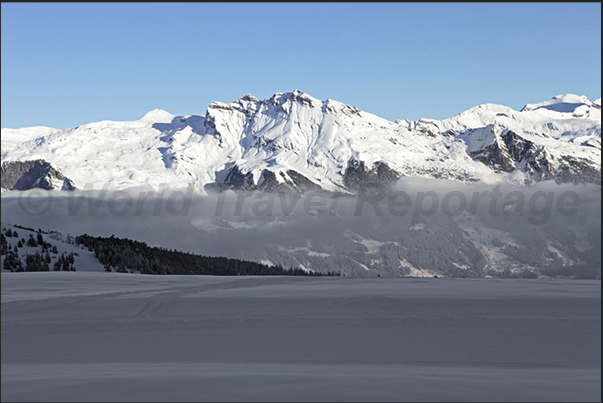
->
{"left": 2, "top": 273, "right": 601, "bottom": 402}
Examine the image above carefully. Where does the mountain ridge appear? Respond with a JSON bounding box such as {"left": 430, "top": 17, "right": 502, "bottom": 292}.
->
{"left": 1, "top": 91, "right": 600, "bottom": 192}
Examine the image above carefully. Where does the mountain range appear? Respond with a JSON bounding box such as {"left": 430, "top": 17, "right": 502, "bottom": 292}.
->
{"left": 1, "top": 91, "right": 600, "bottom": 192}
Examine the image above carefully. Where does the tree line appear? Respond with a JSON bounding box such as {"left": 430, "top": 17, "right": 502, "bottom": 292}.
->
{"left": 2, "top": 249, "right": 75, "bottom": 272}
{"left": 74, "top": 234, "right": 339, "bottom": 276}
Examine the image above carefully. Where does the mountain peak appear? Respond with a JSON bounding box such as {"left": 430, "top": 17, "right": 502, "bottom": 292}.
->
{"left": 138, "top": 109, "right": 175, "bottom": 122}
{"left": 521, "top": 94, "right": 594, "bottom": 113}
{"left": 239, "top": 94, "right": 259, "bottom": 103}
{"left": 270, "top": 90, "right": 322, "bottom": 108}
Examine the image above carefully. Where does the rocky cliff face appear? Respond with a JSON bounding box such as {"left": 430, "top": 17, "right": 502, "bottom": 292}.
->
{"left": 343, "top": 160, "right": 401, "bottom": 192}
{"left": 1, "top": 160, "right": 76, "bottom": 191}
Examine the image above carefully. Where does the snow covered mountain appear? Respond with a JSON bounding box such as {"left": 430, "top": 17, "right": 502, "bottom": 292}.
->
{"left": 1, "top": 91, "right": 600, "bottom": 192}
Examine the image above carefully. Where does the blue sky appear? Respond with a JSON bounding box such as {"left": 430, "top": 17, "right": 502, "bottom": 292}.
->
{"left": 1, "top": 3, "right": 601, "bottom": 129}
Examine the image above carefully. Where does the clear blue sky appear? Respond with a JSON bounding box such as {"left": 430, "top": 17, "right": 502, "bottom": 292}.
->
{"left": 1, "top": 3, "right": 601, "bottom": 129}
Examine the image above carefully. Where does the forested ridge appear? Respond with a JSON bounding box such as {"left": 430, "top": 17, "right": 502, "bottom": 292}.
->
{"left": 74, "top": 233, "right": 339, "bottom": 276}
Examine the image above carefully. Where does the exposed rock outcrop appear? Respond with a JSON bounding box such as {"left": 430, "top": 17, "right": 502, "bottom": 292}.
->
{"left": 1, "top": 160, "right": 76, "bottom": 191}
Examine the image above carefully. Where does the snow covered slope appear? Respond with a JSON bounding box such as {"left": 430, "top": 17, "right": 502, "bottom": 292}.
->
{"left": 0, "top": 222, "right": 105, "bottom": 272}
{"left": 1, "top": 91, "right": 600, "bottom": 192}
{"left": 2, "top": 274, "right": 601, "bottom": 402}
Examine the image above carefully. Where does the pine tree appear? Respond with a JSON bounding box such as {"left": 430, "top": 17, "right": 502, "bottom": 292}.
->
{"left": 16, "top": 259, "right": 24, "bottom": 272}
{"left": 62, "top": 254, "right": 70, "bottom": 271}
{"left": 117, "top": 262, "right": 127, "bottom": 273}
{"left": 0, "top": 233, "right": 7, "bottom": 255}
{"left": 27, "top": 235, "right": 37, "bottom": 247}
{"left": 25, "top": 252, "right": 44, "bottom": 272}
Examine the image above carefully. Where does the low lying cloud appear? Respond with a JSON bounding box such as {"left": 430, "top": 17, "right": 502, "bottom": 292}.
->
{"left": 1, "top": 179, "right": 600, "bottom": 275}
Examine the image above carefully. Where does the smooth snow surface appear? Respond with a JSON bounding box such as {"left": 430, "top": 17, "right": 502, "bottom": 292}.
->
{"left": 2, "top": 273, "right": 600, "bottom": 402}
